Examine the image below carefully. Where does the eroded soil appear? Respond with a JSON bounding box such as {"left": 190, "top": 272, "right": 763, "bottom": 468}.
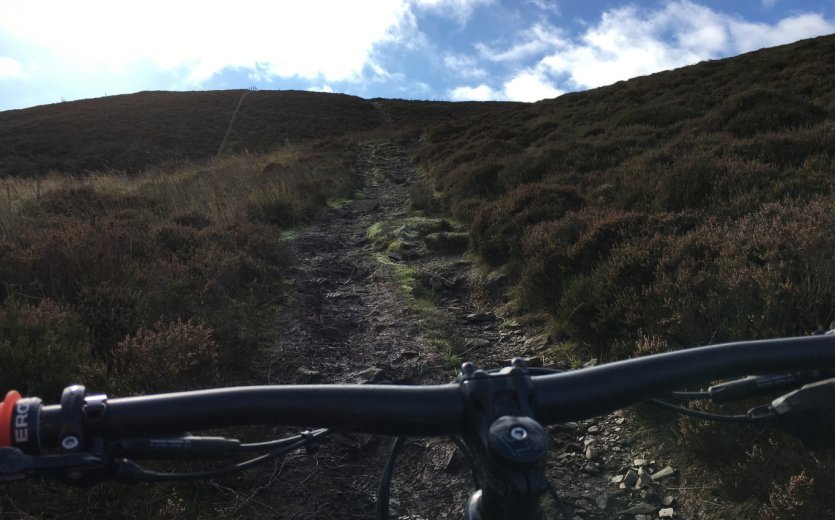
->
{"left": 233, "top": 142, "right": 681, "bottom": 520}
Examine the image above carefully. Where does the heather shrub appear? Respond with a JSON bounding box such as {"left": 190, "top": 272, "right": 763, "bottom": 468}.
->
{"left": 440, "top": 162, "right": 504, "bottom": 200}
{"left": 246, "top": 195, "right": 300, "bottom": 226}
{"left": 449, "top": 197, "right": 485, "bottom": 223}
{"left": 172, "top": 211, "right": 212, "bottom": 229}
{"left": 654, "top": 154, "right": 719, "bottom": 211}
{"left": 647, "top": 197, "right": 835, "bottom": 346}
{"left": 760, "top": 471, "right": 834, "bottom": 519}
{"left": 498, "top": 150, "right": 552, "bottom": 190}
{"left": 732, "top": 123, "right": 835, "bottom": 168}
{"left": 471, "top": 183, "right": 585, "bottom": 265}
{"left": 407, "top": 182, "right": 443, "bottom": 215}
{"left": 679, "top": 413, "right": 835, "bottom": 519}
{"left": 714, "top": 89, "right": 826, "bottom": 137}
{"left": 0, "top": 299, "right": 102, "bottom": 399}
{"left": 520, "top": 197, "right": 833, "bottom": 355}
{"left": 424, "top": 232, "right": 469, "bottom": 254}
{"left": 153, "top": 223, "right": 200, "bottom": 255}
{"left": 192, "top": 244, "right": 265, "bottom": 300}
{"left": 75, "top": 281, "right": 145, "bottom": 358}
{"left": 615, "top": 102, "right": 700, "bottom": 127}
{"left": 27, "top": 186, "right": 158, "bottom": 219}
{"left": 111, "top": 319, "right": 219, "bottom": 393}
{"left": 555, "top": 251, "right": 655, "bottom": 352}
{"left": 12, "top": 218, "right": 144, "bottom": 302}
{"left": 520, "top": 210, "right": 696, "bottom": 318}
{"left": 198, "top": 223, "right": 287, "bottom": 273}
{"left": 133, "top": 256, "right": 195, "bottom": 319}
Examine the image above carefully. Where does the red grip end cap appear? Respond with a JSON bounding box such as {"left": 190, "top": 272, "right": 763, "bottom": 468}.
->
{"left": 0, "top": 390, "right": 21, "bottom": 447}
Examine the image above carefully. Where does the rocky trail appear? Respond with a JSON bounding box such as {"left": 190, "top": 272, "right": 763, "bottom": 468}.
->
{"left": 243, "top": 141, "right": 683, "bottom": 520}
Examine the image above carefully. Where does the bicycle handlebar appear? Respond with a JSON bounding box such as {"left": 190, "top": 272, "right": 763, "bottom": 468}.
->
{"left": 6, "top": 334, "right": 833, "bottom": 452}
{"left": 534, "top": 335, "right": 835, "bottom": 423}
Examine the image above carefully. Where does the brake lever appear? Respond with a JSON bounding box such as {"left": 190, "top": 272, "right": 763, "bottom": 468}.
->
{"left": 0, "top": 447, "right": 106, "bottom": 481}
{"left": 771, "top": 377, "right": 835, "bottom": 449}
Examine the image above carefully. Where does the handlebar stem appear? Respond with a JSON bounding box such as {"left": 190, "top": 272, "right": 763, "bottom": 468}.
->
{"left": 458, "top": 359, "right": 550, "bottom": 520}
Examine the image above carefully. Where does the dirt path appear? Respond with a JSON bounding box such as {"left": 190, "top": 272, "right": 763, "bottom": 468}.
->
{"left": 238, "top": 141, "right": 680, "bottom": 520}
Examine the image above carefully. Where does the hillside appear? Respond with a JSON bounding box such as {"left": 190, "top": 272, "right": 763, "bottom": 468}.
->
{"left": 0, "top": 89, "right": 507, "bottom": 176}
{"left": 417, "top": 34, "right": 834, "bottom": 350}
{"left": 413, "top": 34, "right": 835, "bottom": 518}
{"left": 0, "top": 33, "right": 833, "bottom": 520}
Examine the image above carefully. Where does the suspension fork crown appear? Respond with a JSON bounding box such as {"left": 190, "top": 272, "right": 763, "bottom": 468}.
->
{"left": 457, "top": 359, "right": 550, "bottom": 520}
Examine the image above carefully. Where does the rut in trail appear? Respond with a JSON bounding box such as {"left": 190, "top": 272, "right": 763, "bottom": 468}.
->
{"left": 238, "top": 141, "right": 681, "bottom": 520}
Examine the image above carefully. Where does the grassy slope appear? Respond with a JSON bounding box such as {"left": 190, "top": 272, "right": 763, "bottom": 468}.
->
{"left": 417, "top": 34, "right": 834, "bottom": 348}
{"left": 415, "top": 34, "right": 835, "bottom": 518}
{"left": 0, "top": 89, "right": 375, "bottom": 175}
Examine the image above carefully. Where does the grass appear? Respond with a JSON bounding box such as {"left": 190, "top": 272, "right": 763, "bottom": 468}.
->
{"left": 373, "top": 253, "right": 466, "bottom": 369}
{"left": 0, "top": 136, "right": 365, "bottom": 518}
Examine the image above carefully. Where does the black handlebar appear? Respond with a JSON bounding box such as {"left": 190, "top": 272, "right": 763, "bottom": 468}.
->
{"left": 533, "top": 335, "right": 835, "bottom": 423}
{"left": 10, "top": 334, "right": 834, "bottom": 451}
{"left": 3, "top": 334, "right": 835, "bottom": 520}
{"left": 39, "top": 384, "right": 465, "bottom": 441}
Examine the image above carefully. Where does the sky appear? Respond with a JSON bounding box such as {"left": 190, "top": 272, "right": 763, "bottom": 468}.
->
{"left": 1, "top": 0, "right": 834, "bottom": 111}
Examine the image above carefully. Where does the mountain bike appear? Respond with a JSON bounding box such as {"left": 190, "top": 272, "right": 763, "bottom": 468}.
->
{"left": 2, "top": 333, "right": 835, "bottom": 519}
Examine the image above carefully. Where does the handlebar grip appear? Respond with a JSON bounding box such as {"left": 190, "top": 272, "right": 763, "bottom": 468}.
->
{"left": 0, "top": 391, "right": 21, "bottom": 447}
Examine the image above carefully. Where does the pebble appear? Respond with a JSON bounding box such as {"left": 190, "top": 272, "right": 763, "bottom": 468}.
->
{"left": 623, "top": 469, "right": 639, "bottom": 487}
{"left": 651, "top": 466, "right": 676, "bottom": 481}
{"left": 429, "top": 275, "right": 445, "bottom": 291}
{"left": 595, "top": 494, "right": 609, "bottom": 510}
{"left": 587, "top": 425, "right": 600, "bottom": 434}
{"left": 464, "top": 338, "right": 491, "bottom": 348}
{"left": 659, "top": 507, "right": 675, "bottom": 518}
{"left": 465, "top": 312, "right": 495, "bottom": 322}
{"left": 640, "top": 488, "right": 658, "bottom": 502}
{"left": 662, "top": 495, "right": 676, "bottom": 507}
{"left": 636, "top": 474, "right": 652, "bottom": 488}
{"left": 523, "top": 334, "right": 550, "bottom": 350}
{"left": 584, "top": 446, "right": 599, "bottom": 460}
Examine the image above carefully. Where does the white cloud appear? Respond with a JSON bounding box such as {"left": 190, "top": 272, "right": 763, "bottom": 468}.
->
{"left": 449, "top": 84, "right": 500, "bottom": 101}
{"left": 443, "top": 54, "right": 487, "bottom": 78}
{"left": 477, "top": 22, "right": 565, "bottom": 62}
{"left": 503, "top": 71, "right": 563, "bottom": 102}
{"left": 528, "top": 0, "right": 560, "bottom": 16}
{"left": 0, "top": 57, "right": 25, "bottom": 78}
{"left": 450, "top": 70, "right": 563, "bottom": 102}
{"left": 526, "top": 1, "right": 835, "bottom": 90}
{"left": 413, "top": 0, "right": 493, "bottom": 23}
{"left": 307, "top": 85, "right": 334, "bottom": 93}
{"left": 451, "top": 1, "right": 835, "bottom": 102}
{"left": 729, "top": 14, "right": 835, "bottom": 52}
{"left": 0, "top": 0, "right": 418, "bottom": 86}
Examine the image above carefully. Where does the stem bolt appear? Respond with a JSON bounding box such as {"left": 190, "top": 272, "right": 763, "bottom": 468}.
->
{"left": 61, "top": 436, "right": 80, "bottom": 450}
{"left": 510, "top": 426, "right": 528, "bottom": 440}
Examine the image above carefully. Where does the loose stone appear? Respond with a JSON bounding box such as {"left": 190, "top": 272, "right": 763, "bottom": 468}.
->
{"left": 651, "top": 466, "right": 676, "bottom": 481}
